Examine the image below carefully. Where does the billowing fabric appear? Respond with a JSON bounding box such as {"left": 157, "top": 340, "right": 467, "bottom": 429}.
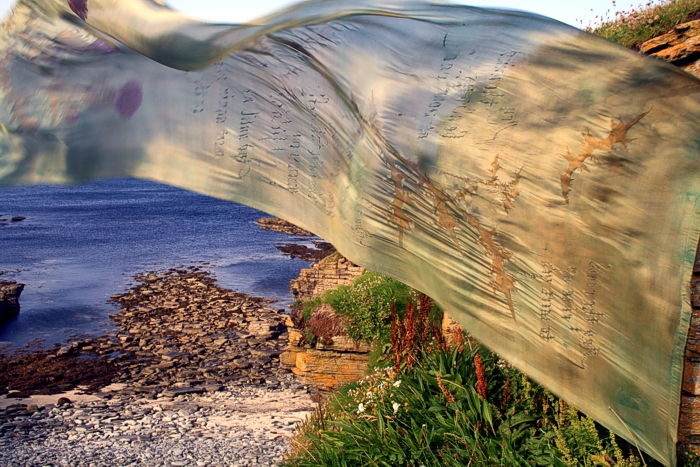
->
{"left": 1, "top": 0, "right": 699, "bottom": 463}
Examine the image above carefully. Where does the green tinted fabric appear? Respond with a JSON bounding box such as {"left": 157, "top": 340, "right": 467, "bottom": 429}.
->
{"left": 1, "top": 0, "right": 700, "bottom": 463}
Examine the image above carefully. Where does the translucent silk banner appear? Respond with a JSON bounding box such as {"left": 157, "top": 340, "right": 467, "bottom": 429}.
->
{"left": 2, "top": 0, "right": 700, "bottom": 463}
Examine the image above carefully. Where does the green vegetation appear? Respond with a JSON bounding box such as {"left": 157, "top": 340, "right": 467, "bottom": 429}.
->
{"left": 293, "top": 271, "right": 416, "bottom": 344}
{"left": 283, "top": 312, "right": 656, "bottom": 466}
{"left": 587, "top": 0, "right": 700, "bottom": 48}
{"left": 324, "top": 272, "right": 414, "bottom": 343}
{"left": 292, "top": 271, "right": 445, "bottom": 370}
{"left": 286, "top": 281, "right": 660, "bottom": 466}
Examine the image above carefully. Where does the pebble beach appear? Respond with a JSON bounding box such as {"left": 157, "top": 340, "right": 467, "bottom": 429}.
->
{"left": 0, "top": 265, "right": 319, "bottom": 466}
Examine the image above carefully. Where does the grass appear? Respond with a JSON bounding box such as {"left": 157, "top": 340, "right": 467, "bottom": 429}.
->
{"left": 587, "top": 0, "right": 700, "bottom": 48}
{"left": 292, "top": 271, "right": 420, "bottom": 344}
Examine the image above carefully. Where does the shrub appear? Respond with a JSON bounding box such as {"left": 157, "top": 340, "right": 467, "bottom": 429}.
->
{"left": 323, "top": 271, "right": 414, "bottom": 343}
{"left": 307, "top": 304, "right": 347, "bottom": 345}
{"left": 292, "top": 271, "right": 418, "bottom": 346}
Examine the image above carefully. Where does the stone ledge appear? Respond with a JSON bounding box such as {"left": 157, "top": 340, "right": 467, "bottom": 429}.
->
{"left": 641, "top": 19, "right": 700, "bottom": 78}
{"left": 290, "top": 253, "right": 364, "bottom": 302}
{"left": 289, "top": 349, "right": 370, "bottom": 392}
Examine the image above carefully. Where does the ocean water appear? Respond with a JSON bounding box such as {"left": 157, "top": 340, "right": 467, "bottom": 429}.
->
{"left": 0, "top": 178, "right": 314, "bottom": 348}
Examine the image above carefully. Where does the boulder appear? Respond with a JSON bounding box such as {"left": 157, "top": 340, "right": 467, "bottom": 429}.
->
{"left": 247, "top": 321, "right": 284, "bottom": 340}
{"left": 290, "top": 349, "right": 370, "bottom": 391}
{"left": 0, "top": 281, "right": 24, "bottom": 324}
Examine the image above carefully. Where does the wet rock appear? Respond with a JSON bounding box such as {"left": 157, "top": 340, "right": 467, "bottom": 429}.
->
{"left": 275, "top": 241, "right": 336, "bottom": 261}
{"left": 0, "top": 281, "right": 24, "bottom": 324}
{"left": 256, "top": 217, "right": 314, "bottom": 236}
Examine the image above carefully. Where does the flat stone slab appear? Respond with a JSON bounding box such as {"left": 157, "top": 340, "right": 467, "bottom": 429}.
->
{"left": 161, "top": 387, "right": 205, "bottom": 398}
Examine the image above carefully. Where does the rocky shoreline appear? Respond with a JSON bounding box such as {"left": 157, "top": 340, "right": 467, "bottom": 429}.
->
{"left": 255, "top": 218, "right": 313, "bottom": 237}
{"left": 0, "top": 267, "right": 317, "bottom": 466}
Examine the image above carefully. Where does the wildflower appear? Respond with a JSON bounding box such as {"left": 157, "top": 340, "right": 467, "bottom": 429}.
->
{"left": 357, "top": 403, "right": 365, "bottom": 413}
{"left": 475, "top": 354, "right": 487, "bottom": 399}
{"left": 501, "top": 376, "right": 511, "bottom": 412}
{"left": 392, "top": 402, "right": 400, "bottom": 414}
{"left": 393, "top": 380, "right": 401, "bottom": 388}
{"left": 437, "top": 374, "right": 456, "bottom": 403}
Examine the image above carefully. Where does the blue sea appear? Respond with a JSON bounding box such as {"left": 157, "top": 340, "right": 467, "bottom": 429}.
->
{"left": 0, "top": 178, "right": 315, "bottom": 348}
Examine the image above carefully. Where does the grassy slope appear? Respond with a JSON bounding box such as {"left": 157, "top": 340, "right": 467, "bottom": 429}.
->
{"left": 589, "top": 0, "right": 700, "bottom": 48}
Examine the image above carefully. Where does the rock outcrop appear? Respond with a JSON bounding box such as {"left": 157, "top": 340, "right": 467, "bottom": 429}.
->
{"left": 282, "top": 254, "right": 370, "bottom": 391}
{"left": 275, "top": 241, "right": 336, "bottom": 262}
{"left": 256, "top": 217, "right": 314, "bottom": 236}
{"left": 641, "top": 19, "right": 700, "bottom": 78}
{"left": 280, "top": 314, "right": 371, "bottom": 391}
{"left": 290, "top": 252, "right": 364, "bottom": 301}
{"left": 0, "top": 281, "right": 24, "bottom": 324}
{"left": 679, "top": 271, "right": 700, "bottom": 452}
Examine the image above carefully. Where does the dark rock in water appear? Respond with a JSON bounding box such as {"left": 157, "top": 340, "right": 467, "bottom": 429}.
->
{"left": 276, "top": 241, "right": 336, "bottom": 261}
{"left": 256, "top": 217, "right": 314, "bottom": 236}
{"left": 56, "top": 346, "right": 73, "bottom": 357}
{"left": 0, "top": 216, "right": 26, "bottom": 226}
{"left": 0, "top": 281, "right": 24, "bottom": 324}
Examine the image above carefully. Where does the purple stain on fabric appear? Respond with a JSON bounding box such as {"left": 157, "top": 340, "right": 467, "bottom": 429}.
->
{"left": 115, "top": 80, "right": 143, "bottom": 119}
{"left": 68, "top": 0, "right": 88, "bottom": 21}
{"left": 87, "top": 40, "right": 114, "bottom": 55}
{"left": 64, "top": 111, "right": 79, "bottom": 125}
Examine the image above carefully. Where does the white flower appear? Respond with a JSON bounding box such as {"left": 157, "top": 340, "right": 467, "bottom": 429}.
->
{"left": 357, "top": 403, "right": 365, "bottom": 413}
{"left": 393, "top": 380, "right": 402, "bottom": 388}
{"left": 392, "top": 402, "right": 400, "bottom": 414}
